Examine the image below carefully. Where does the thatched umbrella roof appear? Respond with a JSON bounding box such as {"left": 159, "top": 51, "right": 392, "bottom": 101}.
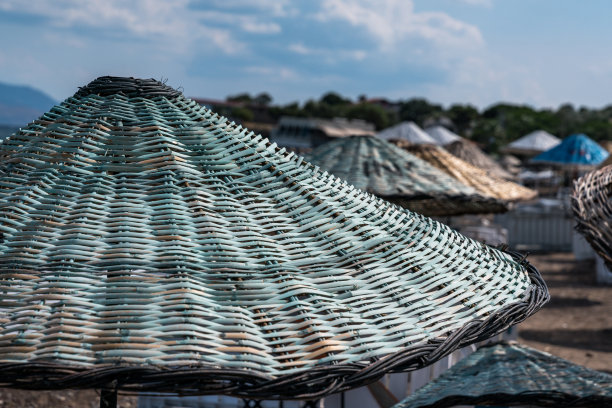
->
{"left": 597, "top": 141, "right": 612, "bottom": 168}
{"left": 306, "top": 136, "right": 507, "bottom": 216}
{"left": 444, "top": 139, "right": 514, "bottom": 180}
{"left": 392, "top": 342, "right": 612, "bottom": 408}
{"left": 571, "top": 165, "right": 612, "bottom": 269}
{"left": 398, "top": 143, "right": 537, "bottom": 202}
{"left": 0, "top": 77, "right": 547, "bottom": 401}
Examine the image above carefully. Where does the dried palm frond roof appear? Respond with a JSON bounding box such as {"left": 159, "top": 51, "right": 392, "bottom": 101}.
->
{"left": 444, "top": 139, "right": 514, "bottom": 180}
{"left": 392, "top": 342, "right": 612, "bottom": 408}
{"left": 398, "top": 143, "right": 537, "bottom": 202}
{"left": 306, "top": 136, "right": 507, "bottom": 216}
{"left": 0, "top": 76, "right": 548, "bottom": 400}
{"left": 571, "top": 165, "right": 612, "bottom": 270}
{"left": 597, "top": 141, "right": 612, "bottom": 168}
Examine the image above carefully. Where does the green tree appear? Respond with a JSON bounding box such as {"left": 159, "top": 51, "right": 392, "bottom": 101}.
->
{"left": 226, "top": 93, "right": 252, "bottom": 103}
{"left": 398, "top": 98, "right": 443, "bottom": 125}
{"left": 345, "top": 103, "right": 390, "bottom": 130}
{"left": 320, "top": 92, "right": 352, "bottom": 106}
{"left": 230, "top": 107, "right": 254, "bottom": 122}
{"left": 447, "top": 104, "right": 479, "bottom": 135}
{"left": 253, "top": 92, "right": 273, "bottom": 106}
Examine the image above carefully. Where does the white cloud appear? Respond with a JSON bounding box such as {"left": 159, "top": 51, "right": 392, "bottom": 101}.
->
{"left": 0, "top": 0, "right": 245, "bottom": 54}
{"left": 241, "top": 21, "right": 281, "bottom": 34}
{"left": 459, "top": 0, "right": 493, "bottom": 7}
{"left": 288, "top": 43, "right": 367, "bottom": 62}
{"left": 204, "top": 0, "right": 295, "bottom": 17}
{"left": 245, "top": 66, "right": 299, "bottom": 80}
{"left": 316, "top": 0, "right": 484, "bottom": 52}
{"left": 289, "top": 43, "right": 311, "bottom": 55}
{"left": 198, "top": 10, "right": 281, "bottom": 34}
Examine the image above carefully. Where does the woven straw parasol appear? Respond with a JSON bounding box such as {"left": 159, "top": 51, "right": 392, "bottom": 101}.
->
{"left": 305, "top": 136, "right": 508, "bottom": 216}
{"left": 398, "top": 143, "right": 537, "bottom": 202}
{"left": 444, "top": 139, "right": 514, "bottom": 180}
{"left": 571, "top": 165, "right": 612, "bottom": 269}
{"left": 597, "top": 141, "right": 612, "bottom": 168}
{"left": 0, "top": 77, "right": 548, "bottom": 403}
{"left": 392, "top": 342, "right": 612, "bottom": 408}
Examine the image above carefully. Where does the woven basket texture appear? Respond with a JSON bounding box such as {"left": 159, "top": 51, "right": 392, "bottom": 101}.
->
{"left": 398, "top": 143, "right": 537, "bottom": 202}
{"left": 305, "top": 136, "right": 508, "bottom": 216}
{"left": 571, "top": 165, "right": 612, "bottom": 269}
{"left": 392, "top": 342, "right": 612, "bottom": 408}
{"left": 0, "top": 77, "right": 548, "bottom": 399}
{"left": 444, "top": 139, "right": 514, "bottom": 180}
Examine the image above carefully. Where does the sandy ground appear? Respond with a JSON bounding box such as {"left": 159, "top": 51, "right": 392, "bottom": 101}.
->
{"left": 517, "top": 252, "right": 612, "bottom": 373}
{"left": 0, "top": 252, "right": 609, "bottom": 407}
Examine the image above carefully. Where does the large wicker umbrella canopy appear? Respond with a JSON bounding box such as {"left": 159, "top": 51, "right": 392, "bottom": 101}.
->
{"left": 392, "top": 342, "right": 612, "bottom": 408}
{"left": 571, "top": 165, "right": 612, "bottom": 269}
{"left": 305, "top": 135, "right": 508, "bottom": 216}
{"left": 399, "top": 143, "right": 537, "bottom": 202}
{"left": 0, "top": 77, "right": 547, "bottom": 400}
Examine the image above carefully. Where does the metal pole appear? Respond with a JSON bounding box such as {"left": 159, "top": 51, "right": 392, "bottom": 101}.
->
{"left": 100, "top": 387, "right": 117, "bottom": 408}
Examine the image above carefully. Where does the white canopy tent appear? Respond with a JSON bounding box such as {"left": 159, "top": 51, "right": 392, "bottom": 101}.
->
{"left": 425, "top": 125, "right": 462, "bottom": 145}
{"left": 504, "top": 130, "right": 561, "bottom": 156}
{"left": 377, "top": 121, "right": 436, "bottom": 144}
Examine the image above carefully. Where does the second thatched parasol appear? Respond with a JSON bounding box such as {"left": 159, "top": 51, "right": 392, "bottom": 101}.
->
{"left": 306, "top": 135, "right": 508, "bottom": 216}
{"left": 398, "top": 143, "right": 537, "bottom": 203}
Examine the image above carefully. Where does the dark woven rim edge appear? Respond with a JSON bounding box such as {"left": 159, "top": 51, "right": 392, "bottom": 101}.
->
{"left": 0, "top": 250, "right": 549, "bottom": 400}
{"left": 385, "top": 193, "right": 509, "bottom": 216}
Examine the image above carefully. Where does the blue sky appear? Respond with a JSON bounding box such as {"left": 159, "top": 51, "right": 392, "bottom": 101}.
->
{"left": 1, "top": 0, "right": 611, "bottom": 109}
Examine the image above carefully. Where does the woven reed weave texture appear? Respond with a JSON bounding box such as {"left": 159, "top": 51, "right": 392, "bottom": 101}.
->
{"left": 571, "top": 165, "right": 612, "bottom": 269}
{"left": 392, "top": 342, "right": 612, "bottom": 408}
{"left": 398, "top": 143, "right": 537, "bottom": 202}
{"left": 597, "top": 141, "right": 612, "bottom": 168}
{"left": 0, "top": 77, "right": 547, "bottom": 399}
{"left": 305, "top": 136, "right": 508, "bottom": 216}
{"left": 444, "top": 139, "right": 514, "bottom": 180}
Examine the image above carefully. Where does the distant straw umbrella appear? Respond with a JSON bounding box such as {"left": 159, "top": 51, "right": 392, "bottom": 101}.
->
{"left": 392, "top": 342, "right": 612, "bottom": 408}
{"left": 444, "top": 139, "right": 514, "bottom": 180}
{"left": 306, "top": 135, "right": 508, "bottom": 216}
{"left": 398, "top": 143, "right": 537, "bottom": 203}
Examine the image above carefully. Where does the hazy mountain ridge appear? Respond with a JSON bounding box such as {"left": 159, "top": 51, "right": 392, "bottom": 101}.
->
{"left": 0, "top": 82, "right": 56, "bottom": 126}
{"left": 0, "top": 125, "right": 17, "bottom": 141}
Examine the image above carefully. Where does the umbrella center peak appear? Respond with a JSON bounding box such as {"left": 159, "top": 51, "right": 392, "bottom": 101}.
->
{"left": 76, "top": 76, "right": 182, "bottom": 98}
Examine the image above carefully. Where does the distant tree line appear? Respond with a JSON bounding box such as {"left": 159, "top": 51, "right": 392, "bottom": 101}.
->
{"left": 225, "top": 92, "right": 612, "bottom": 153}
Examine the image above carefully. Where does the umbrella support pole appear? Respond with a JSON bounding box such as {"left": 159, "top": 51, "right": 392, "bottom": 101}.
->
{"left": 100, "top": 387, "right": 117, "bottom": 408}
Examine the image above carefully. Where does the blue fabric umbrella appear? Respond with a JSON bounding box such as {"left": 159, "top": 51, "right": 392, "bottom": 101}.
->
{"left": 532, "top": 134, "right": 609, "bottom": 166}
